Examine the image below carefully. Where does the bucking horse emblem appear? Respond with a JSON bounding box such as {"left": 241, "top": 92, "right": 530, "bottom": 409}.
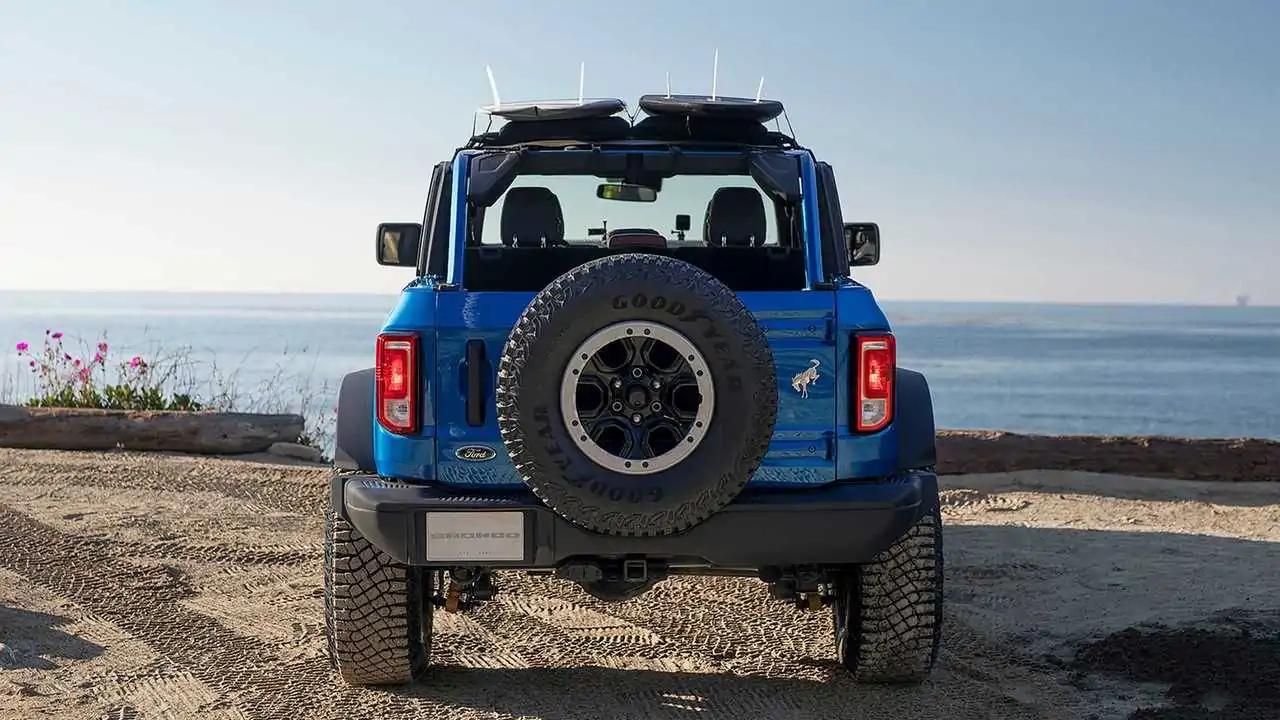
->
{"left": 791, "top": 359, "right": 821, "bottom": 399}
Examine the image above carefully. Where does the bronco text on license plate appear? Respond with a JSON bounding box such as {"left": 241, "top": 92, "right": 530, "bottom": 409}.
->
{"left": 423, "top": 511, "right": 525, "bottom": 562}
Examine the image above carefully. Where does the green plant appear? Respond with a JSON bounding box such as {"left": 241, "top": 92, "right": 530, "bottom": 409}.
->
{"left": 16, "top": 331, "right": 204, "bottom": 412}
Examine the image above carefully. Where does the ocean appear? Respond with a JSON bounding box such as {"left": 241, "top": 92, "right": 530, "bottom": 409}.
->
{"left": 2, "top": 291, "right": 1278, "bottom": 442}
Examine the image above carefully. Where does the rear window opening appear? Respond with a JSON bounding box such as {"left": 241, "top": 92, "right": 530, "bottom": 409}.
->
{"left": 457, "top": 153, "right": 808, "bottom": 293}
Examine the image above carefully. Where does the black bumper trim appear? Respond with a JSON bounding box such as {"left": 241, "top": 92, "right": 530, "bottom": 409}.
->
{"left": 334, "top": 471, "right": 938, "bottom": 569}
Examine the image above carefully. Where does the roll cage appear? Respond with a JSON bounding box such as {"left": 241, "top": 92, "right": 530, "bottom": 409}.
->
{"left": 413, "top": 96, "right": 852, "bottom": 288}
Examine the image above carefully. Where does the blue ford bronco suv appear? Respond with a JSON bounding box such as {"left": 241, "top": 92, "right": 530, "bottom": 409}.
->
{"left": 326, "top": 95, "right": 942, "bottom": 686}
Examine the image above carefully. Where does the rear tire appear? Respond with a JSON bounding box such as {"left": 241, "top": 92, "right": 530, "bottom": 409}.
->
{"left": 324, "top": 496, "right": 432, "bottom": 685}
{"left": 832, "top": 498, "right": 943, "bottom": 684}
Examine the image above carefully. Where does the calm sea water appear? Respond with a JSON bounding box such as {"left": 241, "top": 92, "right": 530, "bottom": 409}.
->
{"left": 2, "top": 291, "right": 1278, "bottom": 441}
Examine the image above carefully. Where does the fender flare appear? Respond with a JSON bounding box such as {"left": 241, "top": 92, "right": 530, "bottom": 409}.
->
{"left": 895, "top": 368, "right": 938, "bottom": 471}
{"left": 334, "top": 368, "right": 376, "bottom": 472}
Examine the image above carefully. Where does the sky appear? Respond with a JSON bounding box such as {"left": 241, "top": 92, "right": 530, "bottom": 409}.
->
{"left": 1, "top": 0, "right": 1277, "bottom": 304}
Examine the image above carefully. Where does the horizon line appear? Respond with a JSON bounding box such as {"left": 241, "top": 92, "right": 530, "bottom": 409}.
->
{"left": 0, "top": 288, "right": 1272, "bottom": 309}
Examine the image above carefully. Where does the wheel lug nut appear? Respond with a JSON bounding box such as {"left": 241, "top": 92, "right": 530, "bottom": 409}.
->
{"left": 611, "top": 401, "right": 624, "bottom": 412}
{"left": 631, "top": 367, "right": 643, "bottom": 378}
{"left": 650, "top": 402, "right": 661, "bottom": 413}
{"left": 631, "top": 413, "right": 642, "bottom": 424}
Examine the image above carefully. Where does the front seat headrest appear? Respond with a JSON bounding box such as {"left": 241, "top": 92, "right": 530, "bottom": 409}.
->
{"left": 500, "top": 187, "right": 564, "bottom": 248}
{"left": 703, "top": 187, "right": 767, "bottom": 247}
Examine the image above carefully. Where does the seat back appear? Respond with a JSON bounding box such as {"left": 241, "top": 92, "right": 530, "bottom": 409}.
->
{"left": 500, "top": 187, "right": 564, "bottom": 248}
{"left": 703, "top": 187, "right": 767, "bottom": 247}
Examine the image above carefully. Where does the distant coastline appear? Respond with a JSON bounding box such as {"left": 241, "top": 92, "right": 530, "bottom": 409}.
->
{"left": 1, "top": 289, "right": 1275, "bottom": 309}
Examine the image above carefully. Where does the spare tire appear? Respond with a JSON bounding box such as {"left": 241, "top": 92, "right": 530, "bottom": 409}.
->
{"left": 496, "top": 253, "right": 778, "bottom": 537}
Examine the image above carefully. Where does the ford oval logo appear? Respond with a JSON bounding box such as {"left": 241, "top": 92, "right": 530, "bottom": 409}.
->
{"left": 455, "top": 445, "right": 497, "bottom": 462}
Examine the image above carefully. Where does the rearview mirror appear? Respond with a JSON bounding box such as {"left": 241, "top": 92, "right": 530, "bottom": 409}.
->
{"left": 845, "top": 222, "right": 880, "bottom": 267}
{"left": 376, "top": 223, "right": 421, "bottom": 267}
{"left": 597, "top": 183, "right": 657, "bottom": 203}
{"left": 674, "top": 214, "right": 691, "bottom": 232}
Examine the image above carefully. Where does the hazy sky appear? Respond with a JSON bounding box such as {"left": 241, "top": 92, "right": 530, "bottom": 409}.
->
{"left": 2, "top": 0, "right": 1277, "bottom": 304}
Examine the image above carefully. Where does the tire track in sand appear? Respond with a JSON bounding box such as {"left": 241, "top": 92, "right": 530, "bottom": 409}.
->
{"left": 496, "top": 572, "right": 838, "bottom": 679}
{"left": 0, "top": 449, "right": 1071, "bottom": 719}
{"left": 0, "top": 501, "right": 342, "bottom": 719}
{"left": 0, "top": 449, "right": 328, "bottom": 517}
{"left": 476, "top": 588, "right": 723, "bottom": 673}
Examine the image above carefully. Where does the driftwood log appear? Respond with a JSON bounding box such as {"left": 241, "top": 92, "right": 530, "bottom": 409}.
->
{"left": 936, "top": 430, "right": 1280, "bottom": 483}
{"left": 0, "top": 405, "right": 305, "bottom": 455}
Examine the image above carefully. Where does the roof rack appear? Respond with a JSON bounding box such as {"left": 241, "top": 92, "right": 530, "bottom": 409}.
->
{"left": 466, "top": 59, "right": 799, "bottom": 150}
{"left": 464, "top": 88, "right": 796, "bottom": 151}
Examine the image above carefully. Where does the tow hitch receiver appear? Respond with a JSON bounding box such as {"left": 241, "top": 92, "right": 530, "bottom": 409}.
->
{"left": 432, "top": 568, "right": 498, "bottom": 613}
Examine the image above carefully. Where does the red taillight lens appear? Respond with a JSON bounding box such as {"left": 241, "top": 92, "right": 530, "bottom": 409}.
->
{"left": 376, "top": 333, "right": 418, "bottom": 434}
{"left": 856, "top": 334, "right": 895, "bottom": 432}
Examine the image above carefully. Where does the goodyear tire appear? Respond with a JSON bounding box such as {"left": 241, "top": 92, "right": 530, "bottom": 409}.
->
{"left": 496, "top": 253, "right": 777, "bottom": 536}
{"left": 324, "top": 490, "right": 433, "bottom": 685}
{"left": 833, "top": 499, "right": 944, "bottom": 684}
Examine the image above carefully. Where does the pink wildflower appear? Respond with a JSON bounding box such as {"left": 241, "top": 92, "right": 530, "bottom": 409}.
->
{"left": 78, "top": 367, "right": 91, "bottom": 383}
{"left": 129, "top": 356, "right": 143, "bottom": 368}
{"left": 98, "top": 341, "right": 108, "bottom": 353}
{"left": 28, "top": 360, "right": 36, "bottom": 369}
{"left": 15, "top": 341, "right": 28, "bottom": 352}
{"left": 73, "top": 358, "right": 81, "bottom": 366}
{"left": 51, "top": 332, "right": 63, "bottom": 340}
{"left": 64, "top": 353, "right": 72, "bottom": 361}
{"left": 93, "top": 352, "right": 104, "bottom": 364}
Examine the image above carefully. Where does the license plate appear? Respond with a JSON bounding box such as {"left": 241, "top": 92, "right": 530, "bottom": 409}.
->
{"left": 423, "top": 511, "right": 525, "bottom": 562}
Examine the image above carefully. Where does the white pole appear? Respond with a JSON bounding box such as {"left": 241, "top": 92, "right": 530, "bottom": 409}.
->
{"left": 486, "top": 65, "right": 501, "bottom": 108}
{"left": 755, "top": 76, "right": 765, "bottom": 102}
{"left": 666, "top": 71, "right": 672, "bottom": 98}
{"left": 710, "top": 49, "right": 719, "bottom": 101}
{"left": 579, "top": 62, "right": 585, "bottom": 105}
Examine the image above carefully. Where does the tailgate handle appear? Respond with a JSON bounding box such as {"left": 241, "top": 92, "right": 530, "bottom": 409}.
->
{"left": 464, "top": 340, "right": 488, "bottom": 426}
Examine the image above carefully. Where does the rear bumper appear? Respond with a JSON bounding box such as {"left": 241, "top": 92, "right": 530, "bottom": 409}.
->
{"left": 333, "top": 470, "right": 938, "bottom": 569}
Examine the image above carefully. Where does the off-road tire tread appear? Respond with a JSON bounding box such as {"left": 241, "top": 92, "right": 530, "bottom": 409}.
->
{"left": 840, "top": 496, "right": 943, "bottom": 684}
{"left": 324, "top": 478, "right": 431, "bottom": 686}
{"left": 496, "top": 253, "right": 777, "bottom": 537}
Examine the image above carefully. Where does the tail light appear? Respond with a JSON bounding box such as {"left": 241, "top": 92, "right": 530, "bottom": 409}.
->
{"left": 376, "top": 332, "right": 419, "bottom": 434}
{"left": 854, "top": 334, "right": 895, "bottom": 432}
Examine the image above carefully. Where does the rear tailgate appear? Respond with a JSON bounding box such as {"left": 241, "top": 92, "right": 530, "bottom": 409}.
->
{"left": 433, "top": 289, "right": 837, "bottom": 489}
{"left": 738, "top": 291, "right": 837, "bottom": 486}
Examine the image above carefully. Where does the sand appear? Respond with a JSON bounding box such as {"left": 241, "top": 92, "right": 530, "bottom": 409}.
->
{"left": 1, "top": 448, "right": 1277, "bottom": 720}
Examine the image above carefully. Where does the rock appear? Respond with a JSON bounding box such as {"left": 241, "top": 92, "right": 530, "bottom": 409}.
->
{"left": 0, "top": 406, "right": 305, "bottom": 455}
{"left": 0, "top": 641, "right": 13, "bottom": 668}
{"left": 267, "top": 442, "right": 324, "bottom": 463}
{"left": 936, "top": 430, "right": 1280, "bottom": 483}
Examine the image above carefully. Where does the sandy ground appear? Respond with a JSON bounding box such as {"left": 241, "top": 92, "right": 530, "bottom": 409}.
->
{"left": 0, "top": 449, "right": 1278, "bottom": 720}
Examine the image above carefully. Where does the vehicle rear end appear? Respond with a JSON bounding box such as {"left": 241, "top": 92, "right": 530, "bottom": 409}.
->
{"left": 328, "top": 121, "right": 941, "bottom": 689}
{"left": 355, "top": 144, "right": 928, "bottom": 569}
